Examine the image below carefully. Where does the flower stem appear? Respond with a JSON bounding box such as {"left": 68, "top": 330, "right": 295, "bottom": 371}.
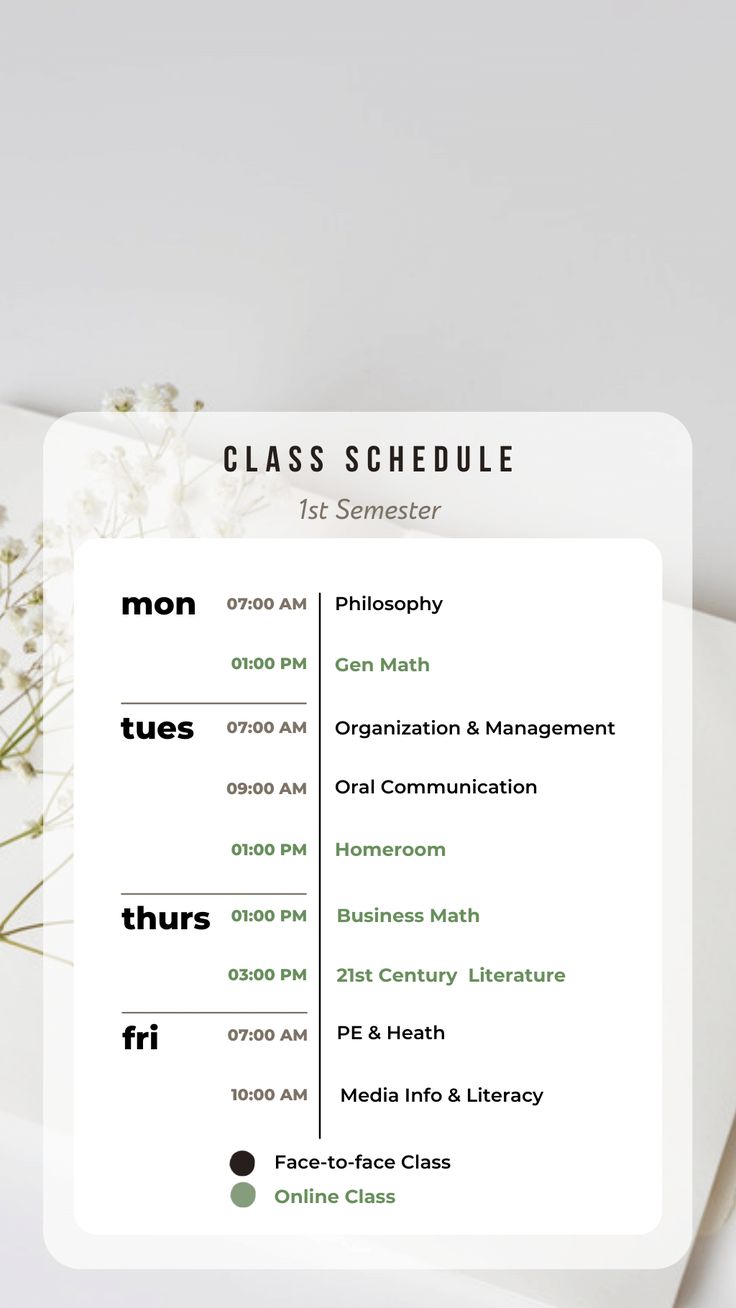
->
{"left": 0, "top": 852, "right": 71, "bottom": 931}
{"left": 1, "top": 919, "right": 73, "bottom": 936}
{"left": 0, "top": 935, "right": 72, "bottom": 966}
{"left": 0, "top": 827, "right": 36, "bottom": 852}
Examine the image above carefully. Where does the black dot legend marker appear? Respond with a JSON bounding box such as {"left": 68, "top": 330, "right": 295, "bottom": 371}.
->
{"left": 230, "top": 1150, "right": 255, "bottom": 1176}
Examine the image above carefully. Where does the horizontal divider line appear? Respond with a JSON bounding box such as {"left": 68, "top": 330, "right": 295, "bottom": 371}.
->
{"left": 121, "top": 1011, "right": 308, "bottom": 1015}
{"left": 119, "top": 892, "right": 307, "bottom": 896}
{"left": 120, "top": 701, "right": 308, "bottom": 705}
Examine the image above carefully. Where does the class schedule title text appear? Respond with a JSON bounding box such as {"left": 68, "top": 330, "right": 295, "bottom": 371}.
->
{"left": 223, "top": 444, "right": 513, "bottom": 474}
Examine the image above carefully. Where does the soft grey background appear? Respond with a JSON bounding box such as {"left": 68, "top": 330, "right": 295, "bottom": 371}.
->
{"left": 0, "top": 1, "right": 733, "bottom": 616}
{"left": 0, "top": 8, "right": 735, "bottom": 1305}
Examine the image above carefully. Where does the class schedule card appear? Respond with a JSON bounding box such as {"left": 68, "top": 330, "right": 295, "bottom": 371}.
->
{"left": 42, "top": 414, "right": 691, "bottom": 1270}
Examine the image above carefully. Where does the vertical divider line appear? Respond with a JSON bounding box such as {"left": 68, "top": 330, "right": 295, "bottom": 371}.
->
{"left": 317, "top": 591, "right": 322, "bottom": 1139}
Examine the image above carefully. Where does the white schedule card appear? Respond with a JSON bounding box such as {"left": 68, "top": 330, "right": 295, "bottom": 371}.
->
{"left": 42, "top": 414, "right": 691, "bottom": 1270}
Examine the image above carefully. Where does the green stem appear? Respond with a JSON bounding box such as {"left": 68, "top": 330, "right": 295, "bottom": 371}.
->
{"left": 1, "top": 919, "right": 73, "bottom": 936}
{"left": 44, "top": 766, "right": 72, "bottom": 820}
{"left": 0, "top": 853, "right": 71, "bottom": 932}
{"left": 0, "top": 688, "right": 72, "bottom": 759}
{"left": 0, "top": 681, "right": 43, "bottom": 724}
{"left": 9, "top": 545, "right": 42, "bottom": 591}
{"left": 0, "top": 826, "right": 36, "bottom": 852}
{"left": 0, "top": 935, "right": 72, "bottom": 966}
{"left": 0, "top": 716, "right": 41, "bottom": 759}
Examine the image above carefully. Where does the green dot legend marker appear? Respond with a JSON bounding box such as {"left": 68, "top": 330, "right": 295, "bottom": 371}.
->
{"left": 230, "top": 1182, "right": 256, "bottom": 1208}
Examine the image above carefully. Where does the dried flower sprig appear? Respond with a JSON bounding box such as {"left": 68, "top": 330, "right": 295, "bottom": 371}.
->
{"left": 0, "top": 384, "right": 280, "bottom": 966}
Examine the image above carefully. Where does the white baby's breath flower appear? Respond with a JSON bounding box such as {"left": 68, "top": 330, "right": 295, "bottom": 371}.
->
{"left": 167, "top": 507, "right": 194, "bottom": 538}
{"left": 101, "top": 386, "right": 137, "bottom": 413}
{"left": 8, "top": 757, "right": 37, "bottom": 783}
{"left": 0, "top": 536, "right": 26, "bottom": 564}
{"left": 213, "top": 512, "right": 248, "bottom": 539}
{"left": 3, "top": 668, "right": 32, "bottom": 692}
{"left": 122, "top": 486, "right": 149, "bottom": 519}
{"left": 23, "top": 638, "right": 38, "bottom": 655}
{"left": 34, "top": 520, "right": 65, "bottom": 549}
{"left": 27, "top": 610, "right": 44, "bottom": 637}
{"left": 104, "top": 461, "right": 136, "bottom": 495}
{"left": 0, "top": 647, "right": 9, "bottom": 668}
{"left": 169, "top": 434, "right": 189, "bottom": 464}
{"left": 169, "top": 482, "right": 190, "bottom": 507}
{"left": 83, "top": 450, "right": 110, "bottom": 472}
{"left": 45, "top": 611, "right": 72, "bottom": 649}
{"left": 44, "top": 556, "right": 72, "bottom": 579}
{"left": 96, "top": 446, "right": 135, "bottom": 494}
{"left": 135, "top": 455, "right": 166, "bottom": 487}
{"left": 214, "top": 473, "right": 240, "bottom": 506}
{"left": 69, "top": 490, "right": 105, "bottom": 531}
{"left": 8, "top": 605, "right": 27, "bottom": 632}
{"left": 0, "top": 505, "right": 7, "bottom": 527}
{"left": 136, "top": 382, "right": 178, "bottom": 412}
